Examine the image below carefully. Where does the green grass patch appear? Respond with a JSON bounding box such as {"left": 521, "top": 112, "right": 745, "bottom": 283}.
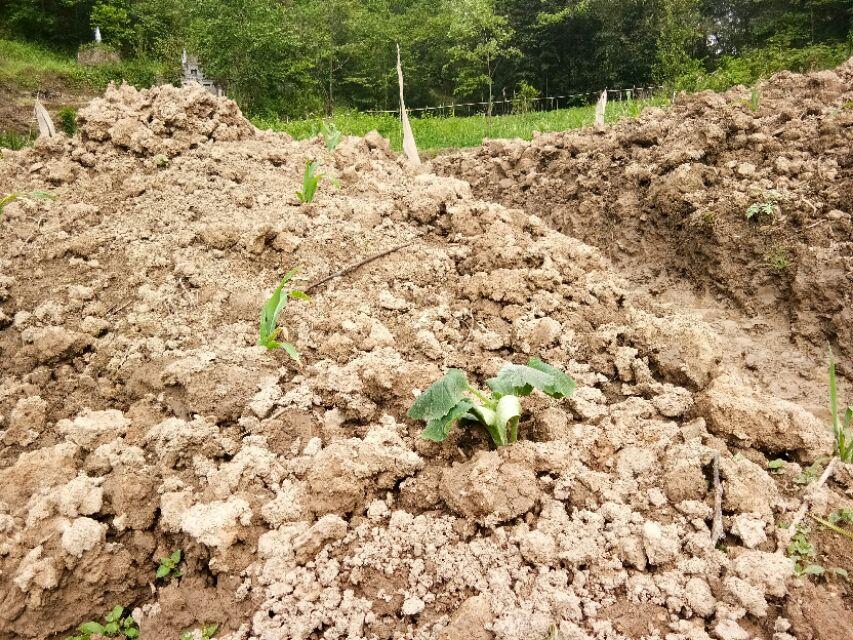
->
{"left": 254, "top": 96, "right": 666, "bottom": 152}
{"left": 0, "top": 38, "right": 178, "bottom": 92}
{"left": 0, "top": 130, "right": 35, "bottom": 150}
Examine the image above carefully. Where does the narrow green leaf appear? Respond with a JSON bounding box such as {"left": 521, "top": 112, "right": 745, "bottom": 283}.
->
{"left": 408, "top": 369, "right": 470, "bottom": 421}
{"left": 288, "top": 290, "right": 310, "bottom": 301}
{"left": 281, "top": 342, "right": 301, "bottom": 363}
{"left": 421, "top": 399, "right": 473, "bottom": 442}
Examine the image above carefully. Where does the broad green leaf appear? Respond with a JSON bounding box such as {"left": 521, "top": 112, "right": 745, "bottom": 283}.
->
{"left": 421, "top": 399, "right": 473, "bottom": 442}
{"left": 831, "top": 567, "right": 849, "bottom": 579}
{"left": 496, "top": 394, "right": 522, "bottom": 443}
{"left": 78, "top": 622, "right": 105, "bottom": 635}
{"left": 526, "top": 358, "right": 576, "bottom": 398}
{"left": 106, "top": 606, "right": 124, "bottom": 623}
{"left": 767, "top": 459, "right": 784, "bottom": 469}
{"left": 156, "top": 564, "right": 170, "bottom": 578}
{"left": 468, "top": 405, "right": 505, "bottom": 445}
{"left": 170, "top": 549, "right": 182, "bottom": 564}
{"left": 204, "top": 624, "right": 219, "bottom": 637}
{"left": 103, "top": 622, "right": 119, "bottom": 634}
{"left": 125, "top": 627, "right": 140, "bottom": 638}
{"left": 408, "top": 369, "right": 469, "bottom": 422}
{"left": 801, "top": 564, "right": 825, "bottom": 576}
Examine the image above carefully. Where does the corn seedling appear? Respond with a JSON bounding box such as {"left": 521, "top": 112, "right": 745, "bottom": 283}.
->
{"left": 258, "top": 267, "right": 309, "bottom": 361}
{"left": 321, "top": 122, "right": 342, "bottom": 150}
{"left": 746, "top": 190, "right": 781, "bottom": 220}
{"left": 66, "top": 605, "right": 139, "bottom": 640}
{"left": 295, "top": 160, "right": 337, "bottom": 203}
{"left": 828, "top": 353, "right": 853, "bottom": 461}
{"left": 748, "top": 87, "right": 760, "bottom": 112}
{"left": 408, "top": 358, "right": 575, "bottom": 447}
{"left": 0, "top": 190, "right": 54, "bottom": 219}
{"left": 155, "top": 549, "right": 182, "bottom": 580}
{"left": 182, "top": 624, "right": 218, "bottom": 640}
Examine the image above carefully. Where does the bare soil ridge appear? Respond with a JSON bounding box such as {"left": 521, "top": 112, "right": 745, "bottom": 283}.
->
{"left": 0, "top": 79, "right": 851, "bottom": 640}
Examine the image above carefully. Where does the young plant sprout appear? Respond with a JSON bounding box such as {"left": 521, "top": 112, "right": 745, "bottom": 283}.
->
{"left": 0, "top": 190, "right": 54, "bottom": 218}
{"left": 321, "top": 122, "right": 342, "bottom": 150}
{"left": 155, "top": 549, "right": 182, "bottom": 580}
{"left": 828, "top": 352, "right": 852, "bottom": 461}
{"left": 296, "top": 160, "right": 338, "bottom": 203}
{"left": 258, "top": 267, "right": 309, "bottom": 362}
{"left": 408, "top": 358, "right": 575, "bottom": 446}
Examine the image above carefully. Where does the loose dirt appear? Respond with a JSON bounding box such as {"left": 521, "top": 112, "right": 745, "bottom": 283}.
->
{"left": 1, "top": 73, "right": 851, "bottom": 640}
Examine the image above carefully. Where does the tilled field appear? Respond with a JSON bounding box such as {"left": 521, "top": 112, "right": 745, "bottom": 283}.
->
{"left": 0, "top": 76, "right": 852, "bottom": 640}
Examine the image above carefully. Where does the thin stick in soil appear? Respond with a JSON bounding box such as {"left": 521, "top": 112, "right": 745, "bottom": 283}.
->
{"left": 305, "top": 238, "right": 419, "bottom": 293}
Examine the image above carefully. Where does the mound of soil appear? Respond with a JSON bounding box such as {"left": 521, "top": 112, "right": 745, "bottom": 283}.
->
{"left": 1, "top": 82, "right": 852, "bottom": 640}
{"left": 433, "top": 61, "right": 853, "bottom": 367}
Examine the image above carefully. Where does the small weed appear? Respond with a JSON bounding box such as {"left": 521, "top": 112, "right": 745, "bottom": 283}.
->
{"left": 408, "top": 358, "right": 575, "bottom": 447}
{"left": 828, "top": 352, "right": 853, "bottom": 461}
{"left": 746, "top": 190, "right": 781, "bottom": 220}
{"left": 828, "top": 508, "right": 853, "bottom": 525}
{"left": 155, "top": 549, "right": 182, "bottom": 580}
{"left": 0, "top": 130, "right": 35, "bottom": 150}
{"left": 58, "top": 106, "right": 77, "bottom": 136}
{"left": 257, "top": 267, "right": 309, "bottom": 361}
{"left": 748, "top": 87, "right": 760, "bottom": 111}
{"left": 786, "top": 525, "right": 817, "bottom": 574}
{"left": 763, "top": 245, "right": 790, "bottom": 271}
{"left": 295, "top": 160, "right": 337, "bottom": 203}
{"left": 321, "top": 122, "right": 342, "bottom": 150}
{"left": 793, "top": 458, "right": 827, "bottom": 485}
{"left": 154, "top": 154, "right": 170, "bottom": 168}
{"left": 0, "top": 190, "right": 55, "bottom": 219}
{"left": 767, "top": 458, "right": 785, "bottom": 472}
{"left": 181, "top": 623, "right": 218, "bottom": 640}
{"left": 66, "top": 605, "right": 139, "bottom": 640}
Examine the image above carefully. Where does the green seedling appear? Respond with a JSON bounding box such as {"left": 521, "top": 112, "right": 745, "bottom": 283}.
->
{"left": 746, "top": 190, "right": 781, "bottom": 220}
{"left": 182, "top": 623, "right": 218, "bottom": 640}
{"left": 321, "top": 122, "right": 343, "bottom": 150}
{"left": 155, "top": 549, "right": 182, "bottom": 580}
{"left": 828, "top": 508, "right": 853, "bottom": 525}
{"left": 295, "top": 160, "right": 338, "bottom": 203}
{"left": 748, "top": 87, "right": 760, "bottom": 112}
{"left": 828, "top": 353, "right": 853, "bottom": 461}
{"left": 786, "top": 525, "right": 817, "bottom": 575}
{"left": 793, "top": 458, "right": 827, "bottom": 485}
{"left": 258, "top": 267, "right": 309, "bottom": 361}
{"left": 767, "top": 458, "right": 785, "bottom": 472}
{"left": 154, "top": 154, "right": 170, "bottom": 168}
{"left": 764, "top": 245, "right": 790, "bottom": 271}
{"left": 66, "top": 605, "right": 139, "bottom": 640}
{"left": 0, "top": 190, "right": 54, "bottom": 218}
{"left": 408, "top": 358, "right": 575, "bottom": 447}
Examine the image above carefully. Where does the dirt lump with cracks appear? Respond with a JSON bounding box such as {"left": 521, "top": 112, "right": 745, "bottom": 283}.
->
{"left": 0, "top": 81, "right": 851, "bottom": 640}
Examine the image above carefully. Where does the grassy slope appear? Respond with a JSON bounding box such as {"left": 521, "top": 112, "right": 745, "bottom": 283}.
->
{"left": 0, "top": 39, "right": 176, "bottom": 91}
{"left": 254, "top": 96, "right": 667, "bottom": 152}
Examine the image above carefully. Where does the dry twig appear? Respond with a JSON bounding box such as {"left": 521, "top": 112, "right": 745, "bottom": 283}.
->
{"left": 306, "top": 239, "right": 418, "bottom": 293}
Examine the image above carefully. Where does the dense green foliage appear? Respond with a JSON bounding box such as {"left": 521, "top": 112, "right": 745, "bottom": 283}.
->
{"left": 1, "top": 0, "right": 851, "bottom": 117}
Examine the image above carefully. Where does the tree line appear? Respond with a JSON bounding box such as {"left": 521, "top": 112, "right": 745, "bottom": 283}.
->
{"left": 2, "top": 0, "right": 851, "bottom": 117}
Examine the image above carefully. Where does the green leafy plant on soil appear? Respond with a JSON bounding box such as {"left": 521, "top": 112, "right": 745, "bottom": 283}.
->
{"left": 181, "top": 623, "right": 218, "bottom": 640}
{"left": 408, "top": 358, "right": 575, "bottom": 447}
{"left": 257, "top": 267, "right": 309, "bottom": 361}
{"left": 155, "top": 549, "right": 182, "bottom": 580}
{"left": 296, "top": 160, "right": 338, "bottom": 203}
{"left": 793, "top": 457, "right": 828, "bottom": 485}
{"left": 321, "top": 122, "right": 342, "bottom": 150}
{"left": 0, "top": 190, "right": 55, "bottom": 218}
{"left": 786, "top": 525, "right": 822, "bottom": 575}
{"left": 746, "top": 190, "right": 781, "bottom": 220}
{"left": 66, "top": 605, "right": 139, "bottom": 640}
{"left": 828, "top": 353, "right": 853, "bottom": 461}
{"left": 767, "top": 458, "right": 785, "bottom": 472}
{"left": 153, "top": 154, "right": 170, "bottom": 168}
{"left": 763, "top": 245, "right": 790, "bottom": 271}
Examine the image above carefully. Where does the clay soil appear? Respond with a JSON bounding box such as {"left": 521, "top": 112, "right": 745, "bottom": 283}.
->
{"left": 1, "top": 66, "right": 852, "bottom": 640}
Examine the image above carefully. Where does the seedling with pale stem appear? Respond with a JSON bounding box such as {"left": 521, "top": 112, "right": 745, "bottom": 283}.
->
{"left": 258, "top": 267, "right": 309, "bottom": 361}
{"left": 828, "top": 352, "right": 852, "bottom": 461}
{"left": 65, "top": 605, "right": 139, "bottom": 640}
{"left": 296, "top": 160, "right": 338, "bottom": 203}
{"left": 408, "top": 358, "right": 575, "bottom": 447}
{"left": 155, "top": 549, "right": 182, "bottom": 580}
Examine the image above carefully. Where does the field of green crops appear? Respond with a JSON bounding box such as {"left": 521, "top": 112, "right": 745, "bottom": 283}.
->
{"left": 253, "top": 96, "right": 667, "bottom": 152}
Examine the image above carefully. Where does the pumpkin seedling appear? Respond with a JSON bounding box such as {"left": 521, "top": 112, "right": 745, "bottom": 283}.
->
{"left": 66, "top": 605, "right": 138, "bottom": 640}
{"left": 258, "top": 267, "right": 309, "bottom": 362}
{"left": 155, "top": 549, "right": 182, "bottom": 580}
{"left": 408, "top": 358, "right": 575, "bottom": 447}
